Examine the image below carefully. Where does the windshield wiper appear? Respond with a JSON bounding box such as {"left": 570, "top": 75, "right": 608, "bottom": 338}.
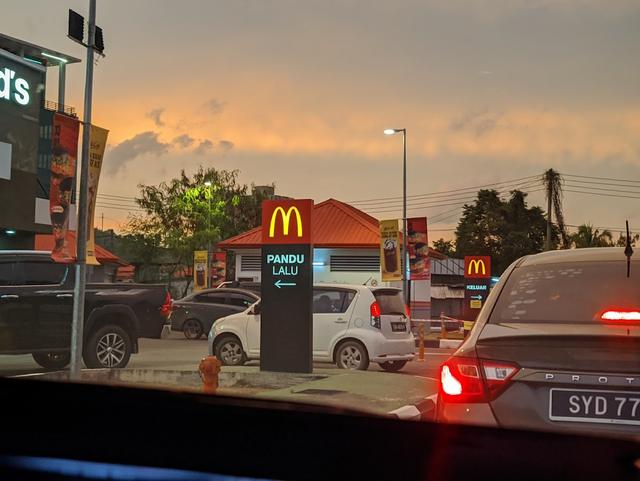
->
{"left": 624, "top": 220, "right": 633, "bottom": 278}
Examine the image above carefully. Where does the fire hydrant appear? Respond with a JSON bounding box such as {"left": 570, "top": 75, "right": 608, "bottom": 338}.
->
{"left": 199, "top": 355, "right": 221, "bottom": 394}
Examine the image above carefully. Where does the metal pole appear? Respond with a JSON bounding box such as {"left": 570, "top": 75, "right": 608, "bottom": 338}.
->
{"left": 208, "top": 189, "right": 212, "bottom": 288}
{"left": 546, "top": 172, "right": 552, "bottom": 251}
{"left": 57, "top": 62, "right": 66, "bottom": 112}
{"left": 70, "top": 0, "right": 96, "bottom": 378}
{"left": 402, "top": 129, "right": 408, "bottom": 305}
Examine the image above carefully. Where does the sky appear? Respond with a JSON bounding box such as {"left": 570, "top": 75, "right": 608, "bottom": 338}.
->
{"left": 3, "top": 0, "right": 640, "bottom": 240}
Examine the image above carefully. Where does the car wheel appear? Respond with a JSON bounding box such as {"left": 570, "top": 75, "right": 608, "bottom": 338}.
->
{"left": 183, "top": 318, "right": 204, "bottom": 340}
{"left": 83, "top": 324, "right": 132, "bottom": 369}
{"left": 335, "top": 340, "right": 369, "bottom": 370}
{"left": 32, "top": 351, "right": 70, "bottom": 370}
{"left": 215, "top": 335, "right": 246, "bottom": 366}
{"left": 378, "top": 360, "right": 407, "bottom": 372}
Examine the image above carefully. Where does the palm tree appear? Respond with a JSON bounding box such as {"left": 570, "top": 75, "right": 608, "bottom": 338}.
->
{"left": 542, "top": 169, "right": 569, "bottom": 249}
{"left": 571, "top": 224, "right": 614, "bottom": 248}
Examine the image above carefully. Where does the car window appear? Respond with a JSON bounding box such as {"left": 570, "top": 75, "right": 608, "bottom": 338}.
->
{"left": 195, "top": 293, "right": 227, "bottom": 304}
{"left": 372, "top": 290, "right": 406, "bottom": 316}
{"left": 227, "top": 294, "right": 255, "bottom": 307}
{"left": 313, "top": 289, "right": 354, "bottom": 314}
{"left": 489, "top": 261, "right": 640, "bottom": 324}
{"left": 0, "top": 262, "right": 15, "bottom": 286}
{"left": 16, "top": 261, "right": 67, "bottom": 285}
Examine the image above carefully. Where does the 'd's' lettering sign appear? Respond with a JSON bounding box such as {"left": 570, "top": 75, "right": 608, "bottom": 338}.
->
{"left": 262, "top": 200, "right": 313, "bottom": 244}
{"left": 464, "top": 256, "right": 491, "bottom": 279}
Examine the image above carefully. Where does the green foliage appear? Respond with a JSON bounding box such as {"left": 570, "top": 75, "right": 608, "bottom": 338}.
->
{"left": 432, "top": 238, "right": 456, "bottom": 257}
{"left": 454, "top": 189, "right": 555, "bottom": 274}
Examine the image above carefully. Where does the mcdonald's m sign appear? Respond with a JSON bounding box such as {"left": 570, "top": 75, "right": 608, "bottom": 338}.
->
{"left": 464, "top": 256, "right": 491, "bottom": 279}
{"left": 262, "top": 199, "right": 313, "bottom": 245}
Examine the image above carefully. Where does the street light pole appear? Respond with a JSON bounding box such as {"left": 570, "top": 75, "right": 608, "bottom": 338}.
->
{"left": 384, "top": 128, "right": 409, "bottom": 305}
{"left": 204, "top": 181, "right": 212, "bottom": 288}
{"left": 70, "top": 0, "right": 96, "bottom": 378}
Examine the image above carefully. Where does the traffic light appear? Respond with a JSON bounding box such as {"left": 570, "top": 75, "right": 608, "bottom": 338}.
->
{"left": 68, "top": 9, "right": 84, "bottom": 44}
{"left": 95, "top": 26, "right": 105, "bottom": 53}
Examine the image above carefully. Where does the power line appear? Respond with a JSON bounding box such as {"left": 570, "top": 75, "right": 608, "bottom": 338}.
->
{"left": 562, "top": 178, "right": 640, "bottom": 190}
{"left": 563, "top": 173, "right": 640, "bottom": 184}
{"left": 563, "top": 189, "right": 640, "bottom": 200}
{"left": 348, "top": 174, "right": 542, "bottom": 205}
{"left": 564, "top": 183, "right": 640, "bottom": 195}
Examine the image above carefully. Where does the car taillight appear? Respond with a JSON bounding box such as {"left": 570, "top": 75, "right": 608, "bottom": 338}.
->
{"left": 370, "top": 301, "right": 381, "bottom": 329}
{"left": 601, "top": 310, "right": 640, "bottom": 322}
{"left": 160, "top": 292, "right": 172, "bottom": 317}
{"left": 405, "top": 304, "right": 411, "bottom": 318}
{"left": 439, "top": 356, "right": 519, "bottom": 403}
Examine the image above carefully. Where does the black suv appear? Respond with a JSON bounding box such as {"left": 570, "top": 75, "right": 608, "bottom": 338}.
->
{"left": 0, "top": 251, "right": 170, "bottom": 369}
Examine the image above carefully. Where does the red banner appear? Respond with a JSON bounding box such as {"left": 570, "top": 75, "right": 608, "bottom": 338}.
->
{"left": 407, "top": 217, "right": 430, "bottom": 280}
{"left": 261, "top": 199, "right": 313, "bottom": 245}
{"left": 49, "top": 113, "right": 79, "bottom": 263}
{"left": 210, "top": 251, "right": 227, "bottom": 287}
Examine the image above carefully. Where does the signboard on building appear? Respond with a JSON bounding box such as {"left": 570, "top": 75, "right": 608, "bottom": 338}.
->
{"left": 0, "top": 49, "right": 46, "bottom": 236}
{"left": 194, "top": 250, "right": 208, "bottom": 291}
{"left": 380, "top": 219, "right": 401, "bottom": 281}
{"left": 464, "top": 255, "right": 491, "bottom": 279}
{"left": 407, "top": 217, "right": 429, "bottom": 280}
{"left": 261, "top": 199, "right": 313, "bottom": 373}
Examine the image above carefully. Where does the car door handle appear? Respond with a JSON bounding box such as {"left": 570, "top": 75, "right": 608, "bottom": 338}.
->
{"left": 56, "top": 294, "right": 73, "bottom": 298}
{"left": 335, "top": 317, "right": 347, "bottom": 323}
{"left": 1, "top": 294, "right": 19, "bottom": 300}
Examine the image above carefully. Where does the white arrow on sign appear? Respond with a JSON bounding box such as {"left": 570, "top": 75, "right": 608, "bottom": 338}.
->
{"left": 274, "top": 279, "right": 296, "bottom": 288}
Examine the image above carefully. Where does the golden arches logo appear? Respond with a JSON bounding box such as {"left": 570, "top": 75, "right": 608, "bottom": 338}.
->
{"left": 467, "top": 259, "right": 486, "bottom": 276}
{"left": 269, "top": 206, "right": 303, "bottom": 238}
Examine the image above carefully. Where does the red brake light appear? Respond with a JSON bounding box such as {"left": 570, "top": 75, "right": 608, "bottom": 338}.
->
{"left": 439, "top": 357, "right": 519, "bottom": 403}
{"left": 160, "top": 292, "right": 173, "bottom": 317}
{"left": 370, "top": 302, "right": 381, "bottom": 328}
{"left": 405, "top": 304, "right": 411, "bottom": 318}
{"left": 601, "top": 310, "right": 640, "bottom": 321}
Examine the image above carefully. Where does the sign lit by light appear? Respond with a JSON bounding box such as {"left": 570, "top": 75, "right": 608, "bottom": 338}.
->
{"left": 465, "top": 284, "right": 488, "bottom": 291}
{"left": 266, "top": 253, "right": 305, "bottom": 278}
{"left": 464, "top": 256, "right": 491, "bottom": 279}
{"left": 0, "top": 67, "right": 30, "bottom": 106}
{"left": 269, "top": 206, "right": 303, "bottom": 238}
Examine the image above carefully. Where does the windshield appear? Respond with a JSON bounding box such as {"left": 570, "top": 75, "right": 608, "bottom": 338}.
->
{"left": 1, "top": 0, "right": 639, "bottom": 455}
{"left": 490, "top": 261, "right": 640, "bottom": 324}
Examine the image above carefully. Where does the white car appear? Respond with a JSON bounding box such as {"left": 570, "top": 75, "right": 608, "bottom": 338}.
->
{"left": 208, "top": 284, "right": 415, "bottom": 371}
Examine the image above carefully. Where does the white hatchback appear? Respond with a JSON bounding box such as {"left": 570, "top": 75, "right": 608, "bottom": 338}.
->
{"left": 208, "top": 284, "right": 415, "bottom": 371}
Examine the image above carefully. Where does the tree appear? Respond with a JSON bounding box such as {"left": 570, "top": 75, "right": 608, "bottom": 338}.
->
{"left": 126, "top": 166, "right": 270, "bottom": 290}
{"left": 455, "top": 189, "right": 555, "bottom": 274}
{"left": 432, "top": 238, "right": 456, "bottom": 257}
{"left": 542, "top": 169, "right": 570, "bottom": 249}
{"left": 571, "top": 224, "right": 614, "bottom": 248}
{"left": 615, "top": 231, "right": 639, "bottom": 247}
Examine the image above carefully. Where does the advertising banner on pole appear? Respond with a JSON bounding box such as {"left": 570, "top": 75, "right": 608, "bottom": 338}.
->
{"left": 407, "top": 217, "right": 430, "bottom": 280}
{"left": 194, "top": 250, "right": 208, "bottom": 291}
{"left": 49, "top": 113, "right": 80, "bottom": 263}
{"left": 86, "top": 125, "right": 109, "bottom": 265}
{"left": 380, "top": 219, "right": 401, "bottom": 281}
{"left": 210, "top": 251, "right": 226, "bottom": 287}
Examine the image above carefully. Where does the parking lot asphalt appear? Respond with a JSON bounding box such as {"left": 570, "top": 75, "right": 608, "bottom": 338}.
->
{"left": 0, "top": 332, "right": 452, "bottom": 387}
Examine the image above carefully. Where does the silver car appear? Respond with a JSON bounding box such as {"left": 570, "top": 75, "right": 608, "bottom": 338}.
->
{"left": 437, "top": 247, "right": 640, "bottom": 439}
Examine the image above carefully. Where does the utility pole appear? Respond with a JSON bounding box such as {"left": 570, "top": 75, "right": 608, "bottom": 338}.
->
{"left": 545, "top": 169, "right": 553, "bottom": 251}
{"left": 70, "top": 0, "right": 97, "bottom": 378}
{"left": 101, "top": 211, "right": 104, "bottom": 231}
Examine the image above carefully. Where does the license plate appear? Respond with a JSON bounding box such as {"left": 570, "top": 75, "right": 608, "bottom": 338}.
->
{"left": 391, "top": 322, "right": 406, "bottom": 332}
{"left": 549, "top": 388, "right": 640, "bottom": 426}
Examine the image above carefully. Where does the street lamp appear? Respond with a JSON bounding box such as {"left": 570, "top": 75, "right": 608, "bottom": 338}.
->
{"left": 204, "top": 181, "right": 212, "bottom": 288}
{"left": 383, "top": 128, "right": 408, "bottom": 305}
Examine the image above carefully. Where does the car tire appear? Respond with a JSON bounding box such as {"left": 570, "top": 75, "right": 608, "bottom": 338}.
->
{"left": 215, "top": 335, "right": 247, "bottom": 366}
{"left": 182, "top": 318, "right": 204, "bottom": 340}
{"left": 32, "top": 351, "right": 70, "bottom": 370}
{"left": 378, "top": 360, "right": 407, "bottom": 372}
{"left": 335, "top": 340, "right": 369, "bottom": 370}
{"left": 83, "top": 324, "right": 132, "bottom": 369}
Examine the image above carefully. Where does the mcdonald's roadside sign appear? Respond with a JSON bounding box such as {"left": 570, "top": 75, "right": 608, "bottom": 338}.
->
{"left": 464, "top": 256, "right": 491, "bottom": 279}
{"left": 262, "top": 199, "right": 313, "bottom": 245}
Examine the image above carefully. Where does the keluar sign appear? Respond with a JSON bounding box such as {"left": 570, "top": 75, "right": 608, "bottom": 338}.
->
{"left": 380, "top": 219, "right": 401, "bottom": 281}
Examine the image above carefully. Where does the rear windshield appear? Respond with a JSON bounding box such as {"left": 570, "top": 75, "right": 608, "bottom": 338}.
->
{"left": 373, "top": 290, "right": 406, "bottom": 315}
{"left": 489, "top": 261, "right": 640, "bottom": 324}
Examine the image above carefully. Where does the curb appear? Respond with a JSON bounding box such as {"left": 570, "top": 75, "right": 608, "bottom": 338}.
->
{"left": 388, "top": 394, "right": 437, "bottom": 421}
{"left": 420, "top": 339, "right": 463, "bottom": 349}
